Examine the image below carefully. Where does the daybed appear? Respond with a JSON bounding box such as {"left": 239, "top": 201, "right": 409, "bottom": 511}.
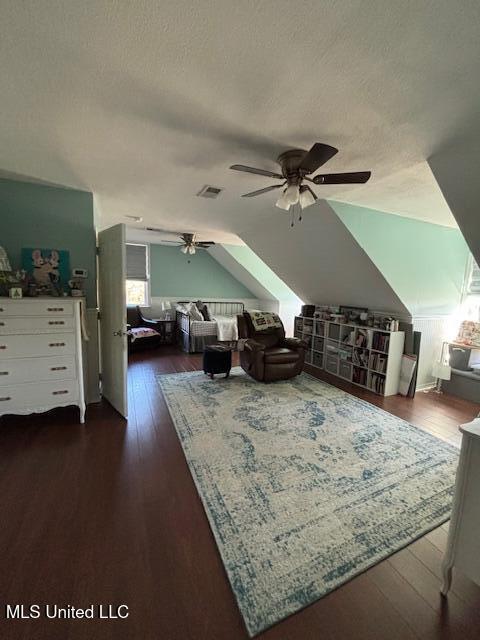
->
{"left": 176, "top": 301, "right": 244, "bottom": 353}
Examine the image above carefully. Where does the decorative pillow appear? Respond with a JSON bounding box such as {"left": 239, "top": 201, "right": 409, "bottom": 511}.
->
{"left": 196, "top": 300, "right": 211, "bottom": 321}
{"left": 247, "top": 311, "right": 283, "bottom": 332}
{"left": 176, "top": 303, "right": 189, "bottom": 315}
{"left": 187, "top": 301, "right": 204, "bottom": 321}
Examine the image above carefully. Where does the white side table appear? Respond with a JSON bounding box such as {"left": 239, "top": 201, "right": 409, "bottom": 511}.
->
{"left": 441, "top": 418, "right": 480, "bottom": 594}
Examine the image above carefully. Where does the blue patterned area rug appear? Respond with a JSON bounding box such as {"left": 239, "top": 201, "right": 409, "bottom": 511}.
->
{"left": 158, "top": 368, "right": 458, "bottom": 636}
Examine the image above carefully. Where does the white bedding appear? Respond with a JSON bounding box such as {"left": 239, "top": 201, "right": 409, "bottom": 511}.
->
{"left": 212, "top": 314, "right": 238, "bottom": 341}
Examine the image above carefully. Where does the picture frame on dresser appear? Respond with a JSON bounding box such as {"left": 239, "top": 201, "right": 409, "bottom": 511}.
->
{"left": 0, "top": 298, "right": 86, "bottom": 423}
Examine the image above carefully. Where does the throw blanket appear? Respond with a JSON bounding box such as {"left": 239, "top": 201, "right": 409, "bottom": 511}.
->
{"left": 212, "top": 314, "right": 238, "bottom": 341}
{"left": 248, "top": 310, "right": 283, "bottom": 332}
{"left": 128, "top": 327, "right": 159, "bottom": 342}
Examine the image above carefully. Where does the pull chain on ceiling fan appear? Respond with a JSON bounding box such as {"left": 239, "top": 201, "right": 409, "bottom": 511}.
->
{"left": 230, "top": 142, "right": 371, "bottom": 216}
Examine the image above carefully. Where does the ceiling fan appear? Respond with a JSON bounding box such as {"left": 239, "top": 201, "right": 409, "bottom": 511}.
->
{"left": 146, "top": 229, "right": 215, "bottom": 255}
{"left": 230, "top": 142, "right": 371, "bottom": 213}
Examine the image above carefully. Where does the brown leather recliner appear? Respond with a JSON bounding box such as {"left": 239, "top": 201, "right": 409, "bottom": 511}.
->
{"left": 237, "top": 312, "right": 308, "bottom": 382}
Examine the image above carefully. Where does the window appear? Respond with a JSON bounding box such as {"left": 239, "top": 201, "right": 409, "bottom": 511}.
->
{"left": 461, "top": 255, "right": 480, "bottom": 322}
{"left": 126, "top": 243, "right": 149, "bottom": 306}
{"left": 126, "top": 279, "right": 148, "bottom": 306}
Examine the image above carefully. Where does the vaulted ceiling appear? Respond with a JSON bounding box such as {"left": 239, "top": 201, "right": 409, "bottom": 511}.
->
{"left": 1, "top": 1, "right": 480, "bottom": 241}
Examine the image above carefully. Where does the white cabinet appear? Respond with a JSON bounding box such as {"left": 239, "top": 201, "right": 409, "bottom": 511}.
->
{"left": 0, "top": 298, "right": 85, "bottom": 423}
{"left": 294, "top": 316, "right": 405, "bottom": 396}
{"left": 441, "top": 418, "right": 480, "bottom": 594}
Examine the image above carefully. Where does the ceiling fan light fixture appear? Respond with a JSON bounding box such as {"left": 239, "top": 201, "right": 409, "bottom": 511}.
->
{"left": 180, "top": 245, "right": 188, "bottom": 254}
{"left": 299, "top": 186, "right": 316, "bottom": 209}
{"left": 285, "top": 184, "right": 300, "bottom": 205}
{"left": 275, "top": 191, "right": 291, "bottom": 210}
{"left": 188, "top": 245, "right": 196, "bottom": 255}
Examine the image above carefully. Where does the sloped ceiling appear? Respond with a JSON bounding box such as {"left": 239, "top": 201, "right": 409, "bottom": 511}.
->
{"left": 237, "top": 200, "right": 410, "bottom": 316}
{"left": 209, "top": 244, "right": 302, "bottom": 304}
{"left": 429, "top": 137, "right": 480, "bottom": 269}
{"left": 1, "top": 1, "right": 480, "bottom": 241}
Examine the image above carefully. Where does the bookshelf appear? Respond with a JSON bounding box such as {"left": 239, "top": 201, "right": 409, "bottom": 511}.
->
{"left": 294, "top": 316, "right": 405, "bottom": 396}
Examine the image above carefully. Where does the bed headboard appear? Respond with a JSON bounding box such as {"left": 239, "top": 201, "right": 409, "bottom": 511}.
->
{"left": 178, "top": 301, "right": 245, "bottom": 316}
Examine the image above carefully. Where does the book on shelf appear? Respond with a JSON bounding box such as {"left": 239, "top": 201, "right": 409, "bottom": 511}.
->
{"left": 370, "top": 372, "right": 385, "bottom": 394}
{"left": 353, "top": 366, "right": 368, "bottom": 386}
{"left": 353, "top": 348, "right": 369, "bottom": 367}
{"left": 355, "top": 329, "right": 369, "bottom": 348}
{"left": 369, "top": 352, "right": 387, "bottom": 373}
{"left": 372, "top": 332, "right": 390, "bottom": 352}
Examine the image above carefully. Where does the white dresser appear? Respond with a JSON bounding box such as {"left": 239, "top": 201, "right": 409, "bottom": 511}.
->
{"left": 441, "top": 418, "right": 480, "bottom": 594}
{"left": 0, "top": 298, "right": 86, "bottom": 423}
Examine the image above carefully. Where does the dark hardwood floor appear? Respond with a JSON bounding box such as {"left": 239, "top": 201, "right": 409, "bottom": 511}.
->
{"left": 0, "top": 347, "right": 479, "bottom": 640}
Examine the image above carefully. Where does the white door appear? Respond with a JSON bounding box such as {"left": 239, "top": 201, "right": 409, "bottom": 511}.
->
{"left": 98, "top": 224, "right": 128, "bottom": 418}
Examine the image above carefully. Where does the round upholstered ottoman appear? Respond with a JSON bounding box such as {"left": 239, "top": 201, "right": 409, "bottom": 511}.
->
{"left": 203, "top": 345, "right": 232, "bottom": 379}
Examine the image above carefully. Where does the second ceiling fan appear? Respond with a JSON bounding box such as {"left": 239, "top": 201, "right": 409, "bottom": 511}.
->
{"left": 146, "top": 230, "right": 215, "bottom": 255}
{"left": 230, "top": 142, "right": 371, "bottom": 211}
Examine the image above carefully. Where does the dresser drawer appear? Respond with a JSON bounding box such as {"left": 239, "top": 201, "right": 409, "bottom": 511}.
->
{"left": 0, "top": 315, "right": 75, "bottom": 335}
{"left": 0, "top": 300, "right": 74, "bottom": 317}
{"left": 0, "top": 333, "right": 75, "bottom": 359}
{"left": 0, "top": 356, "right": 76, "bottom": 385}
{"left": 0, "top": 380, "right": 78, "bottom": 413}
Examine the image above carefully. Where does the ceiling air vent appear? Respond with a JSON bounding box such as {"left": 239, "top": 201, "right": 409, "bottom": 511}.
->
{"left": 197, "top": 185, "right": 223, "bottom": 199}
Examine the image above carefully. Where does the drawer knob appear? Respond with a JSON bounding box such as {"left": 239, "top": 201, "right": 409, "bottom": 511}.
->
{"left": 0, "top": 346, "right": 6, "bottom": 350}
{"left": 0, "top": 371, "right": 9, "bottom": 376}
{"left": 50, "top": 366, "right": 67, "bottom": 371}
{"left": 52, "top": 390, "right": 68, "bottom": 395}
{"left": 49, "top": 342, "right": 66, "bottom": 347}
{"left": 0, "top": 397, "right": 11, "bottom": 402}
{"left": 0, "top": 322, "right": 4, "bottom": 326}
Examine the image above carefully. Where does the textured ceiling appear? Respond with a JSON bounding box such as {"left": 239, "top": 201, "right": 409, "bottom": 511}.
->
{"left": 1, "top": 1, "right": 480, "bottom": 240}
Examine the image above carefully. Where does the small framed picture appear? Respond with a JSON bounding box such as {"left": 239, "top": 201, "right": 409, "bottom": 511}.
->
{"left": 9, "top": 287, "right": 23, "bottom": 299}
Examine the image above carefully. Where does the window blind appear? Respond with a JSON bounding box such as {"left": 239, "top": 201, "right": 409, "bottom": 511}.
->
{"left": 126, "top": 244, "right": 147, "bottom": 281}
{"left": 469, "top": 259, "right": 480, "bottom": 294}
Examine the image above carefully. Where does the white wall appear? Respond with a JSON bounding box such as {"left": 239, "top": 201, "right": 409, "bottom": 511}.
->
{"left": 207, "top": 245, "right": 277, "bottom": 302}
{"left": 237, "top": 200, "right": 410, "bottom": 315}
{"left": 429, "top": 137, "right": 480, "bottom": 269}
{"left": 413, "top": 315, "right": 451, "bottom": 390}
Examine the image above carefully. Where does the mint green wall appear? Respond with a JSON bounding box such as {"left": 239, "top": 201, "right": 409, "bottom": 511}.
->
{"left": 331, "top": 201, "right": 469, "bottom": 315}
{"left": 149, "top": 244, "right": 255, "bottom": 298}
{"left": 0, "top": 177, "right": 96, "bottom": 306}
{"left": 222, "top": 244, "right": 301, "bottom": 302}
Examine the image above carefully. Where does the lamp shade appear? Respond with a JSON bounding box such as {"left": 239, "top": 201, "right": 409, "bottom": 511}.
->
{"left": 285, "top": 184, "right": 300, "bottom": 205}
{"left": 299, "top": 186, "right": 316, "bottom": 209}
{"left": 275, "top": 191, "right": 290, "bottom": 210}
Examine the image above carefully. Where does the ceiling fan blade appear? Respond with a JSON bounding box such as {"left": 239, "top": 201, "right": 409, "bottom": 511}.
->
{"left": 241, "top": 184, "right": 285, "bottom": 198}
{"left": 313, "top": 171, "right": 371, "bottom": 185}
{"left": 196, "top": 241, "right": 215, "bottom": 247}
{"left": 230, "top": 164, "right": 283, "bottom": 179}
{"left": 298, "top": 143, "right": 338, "bottom": 174}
